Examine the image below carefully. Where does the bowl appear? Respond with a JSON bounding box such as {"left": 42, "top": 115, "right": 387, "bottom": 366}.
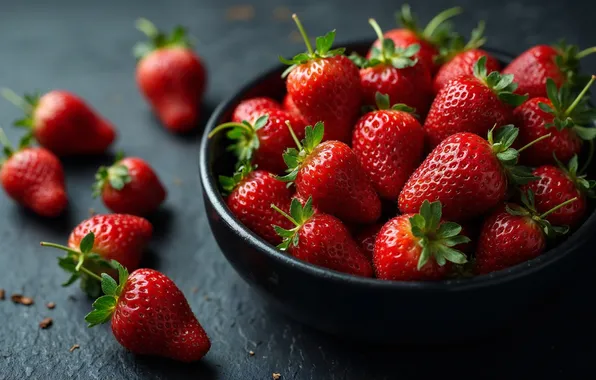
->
{"left": 199, "top": 41, "right": 596, "bottom": 343}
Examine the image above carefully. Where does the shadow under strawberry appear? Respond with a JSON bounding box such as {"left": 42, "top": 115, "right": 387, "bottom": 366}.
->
{"left": 138, "top": 247, "right": 161, "bottom": 270}
{"left": 60, "top": 152, "right": 117, "bottom": 174}
{"left": 144, "top": 206, "right": 174, "bottom": 242}
{"left": 8, "top": 203, "right": 74, "bottom": 235}
{"left": 134, "top": 355, "right": 218, "bottom": 378}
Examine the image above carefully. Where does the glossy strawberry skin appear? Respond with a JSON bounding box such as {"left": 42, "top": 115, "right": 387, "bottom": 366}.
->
{"left": 68, "top": 214, "right": 153, "bottom": 270}
{"left": 475, "top": 205, "right": 545, "bottom": 274}
{"left": 502, "top": 45, "right": 565, "bottom": 99}
{"left": 1, "top": 147, "right": 67, "bottom": 217}
{"left": 226, "top": 170, "right": 293, "bottom": 245}
{"left": 289, "top": 213, "right": 372, "bottom": 277}
{"left": 514, "top": 98, "right": 581, "bottom": 166}
{"left": 368, "top": 29, "right": 437, "bottom": 75}
{"left": 136, "top": 47, "right": 206, "bottom": 133}
{"left": 34, "top": 91, "right": 115, "bottom": 156}
{"left": 424, "top": 76, "right": 514, "bottom": 148}
{"left": 352, "top": 109, "right": 424, "bottom": 199}
{"left": 399, "top": 133, "right": 507, "bottom": 222}
{"left": 374, "top": 215, "right": 450, "bottom": 281}
{"left": 354, "top": 223, "right": 383, "bottom": 260}
{"left": 433, "top": 49, "right": 501, "bottom": 93}
{"left": 296, "top": 141, "right": 381, "bottom": 224}
{"left": 282, "top": 94, "right": 309, "bottom": 128}
{"left": 521, "top": 165, "right": 586, "bottom": 227}
{"left": 286, "top": 55, "right": 362, "bottom": 143}
{"left": 111, "top": 268, "right": 210, "bottom": 362}
{"left": 232, "top": 97, "right": 281, "bottom": 124}
{"left": 101, "top": 158, "right": 167, "bottom": 216}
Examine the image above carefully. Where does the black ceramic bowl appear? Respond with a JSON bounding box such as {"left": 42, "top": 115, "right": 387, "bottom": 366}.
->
{"left": 200, "top": 41, "right": 596, "bottom": 343}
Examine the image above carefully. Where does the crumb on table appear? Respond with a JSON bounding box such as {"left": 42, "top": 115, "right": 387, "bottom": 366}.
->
{"left": 11, "top": 294, "right": 34, "bottom": 305}
{"left": 39, "top": 317, "right": 53, "bottom": 329}
{"left": 225, "top": 5, "right": 255, "bottom": 21}
{"left": 69, "top": 344, "right": 80, "bottom": 352}
{"left": 46, "top": 302, "right": 56, "bottom": 309}
{"left": 272, "top": 373, "right": 281, "bottom": 380}
{"left": 0, "top": 289, "right": 5, "bottom": 300}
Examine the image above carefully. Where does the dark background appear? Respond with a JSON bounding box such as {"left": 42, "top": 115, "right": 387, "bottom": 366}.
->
{"left": 1, "top": 0, "right": 595, "bottom": 379}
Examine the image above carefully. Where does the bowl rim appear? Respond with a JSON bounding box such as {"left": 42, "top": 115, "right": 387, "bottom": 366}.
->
{"left": 199, "top": 41, "right": 596, "bottom": 292}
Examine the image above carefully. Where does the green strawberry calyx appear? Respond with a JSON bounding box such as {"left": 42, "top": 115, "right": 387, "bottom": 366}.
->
{"left": 398, "top": 4, "right": 462, "bottom": 47}
{"left": 435, "top": 21, "right": 486, "bottom": 64}
{"left": 277, "top": 121, "right": 325, "bottom": 183}
{"left": 279, "top": 14, "right": 346, "bottom": 78}
{"left": 370, "top": 92, "right": 417, "bottom": 114}
{"left": 409, "top": 200, "right": 470, "bottom": 270}
{"left": 0, "top": 127, "right": 34, "bottom": 168}
{"left": 218, "top": 161, "right": 255, "bottom": 196}
{"left": 553, "top": 41, "right": 596, "bottom": 90}
{"left": 207, "top": 115, "right": 269, "bottom": 165}
{"left": 133, "top": 18, "right": 194, "bottom": 61}
{"left": 473, "top": 56, "right": 528, "bottom": 107}
{"left": 271, "top": 197, "right": 316, "bottom": 251}
{"left": 554, "top": 154, "right": 596, "bottom": 198}
{"left": 1, "top": 88, "right": 41, "bottom": 138}
{"left": 85, "top": 260, "right": 129, "bottom": 328}
{"left": 538, "top": 75, "right": 596, "bottom": 141}
{"left": 92, "top": 152, "right": 132, "bottom": 198}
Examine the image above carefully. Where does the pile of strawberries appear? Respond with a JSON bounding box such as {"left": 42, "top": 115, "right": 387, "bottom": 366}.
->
{"left": 215, "top": 7, "right": 596, "bottom": 281}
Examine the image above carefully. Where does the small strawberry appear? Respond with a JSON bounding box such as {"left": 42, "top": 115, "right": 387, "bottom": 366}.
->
{"left": 352, "top": 93, "right": 424, "bottom": 199}
{"left": 424, "top": 56, "right": 527, "bottom": 148}
{"left": 514, "top": 76, "right": 596, "bottom": 166}
{"left": 374, "top": 200, "right": 469, "bottom": 281}
{"left": 282, "top": 94, "right": 308, "bottom": 128}
{"left": 280, "top": 14, "right": 361, "bottom": 143}
{"left": 0, "top": 130, "right": 67, "bottom": 217}
{"left": 475, "top": 191, "right": 576, "bottom": 274}
{"left": 272, "top": 197, "right": 372, "bottom": 277}
{"left": 93, "top": 154, "right": 167, "bottom": 216}
{"left": 232, "top": 97, "right": 281, "bottom": 124}
{"left": 221, "top": 162, "right": 293, "bottom": 245}
{"left": 134, "top": 18, "right": 206, "bottom": 133}
{"left": 40, "top": 214, "right": 153, "bottom": 296}
{"left": 502, "top": 42, "right": 596, "bottom": 99}
{"left": 354, "top": 223, "right": 383, "bottom": 260}
{"left": 281, "top": 122, "right": 381, "bottom": 224}
{"left": 1, "top": 89, "right": 115, "bottom": 156}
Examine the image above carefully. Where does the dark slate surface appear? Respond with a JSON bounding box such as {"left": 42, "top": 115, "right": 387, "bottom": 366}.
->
{"left": 1, "top": 0, "right": 595, "bottom": 379}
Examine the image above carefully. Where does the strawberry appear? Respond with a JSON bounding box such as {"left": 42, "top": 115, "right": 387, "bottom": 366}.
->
{"left": 83, "top": 260, "right": 210, "bottom": 362}
{"left": 280, "top": 14, "right": 361, "bottom": 143}
{"left": 514, "top": 76, "right": 596, "bottom": 166}
{"left": 367, "top": 5, "right": 462, "bottom": 75}
{"left": 232, "top": 97, "right": 281, "bottom": 124}
{"left": 354, "top": 223, "right": 383, "bottom": 260}
{"left": 1, "top": 89, "right": 115, "bottom": 156}
{"left": 134, "top": 18, "right": 206, "bottom": 133}
{"left": 424, "top": 56, "right": 527, "bottom": 148}
{"left": 475, "top": 191, "right": 576, "bottom": 274}
{"left": 282, "top": 94, "right": 308, "bottom": 128}
{"left": 0, "top": 130, "right": 67, "bottom": 217}
{"left": 399, "top": 125, "right": 544, "bottom": 222}
{"left": 40, "top": 214, "right": 153, "bottom": 296}
{"left": 272, "top": 197, "right": 372, "bottom": 277}
{"left": 521, "top": 155, "right": 594, "bottom": 228}
{"left": 352, "top": 20, "right": 433, "bottom": 116}
{"left": 374, "top": 200, "right": 469, "bottom": 281}
{"left": 281, "top": 122, "right": 381, "bottom": 224}
{"left": 352, "top": 93, "right": 424, "bottom": 199}
{"left": 93, "top": 154, "right": 167, "bottom": 216}
{"left": 502, "top": 42, "right": 596, "bottom": 99}
{"left": 221, "top": 162, "right": 293, "bottom": 245}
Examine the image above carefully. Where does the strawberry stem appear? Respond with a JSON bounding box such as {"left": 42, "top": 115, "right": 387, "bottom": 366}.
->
{"left": 207, "top": 122, "right": 253, "bottom": 138}
{"left": 422, "top": 6, "right": 463, "bottom": 38}
{"left": 271, "top": 203, "right": 299, "bottom": 226}
{"left": 292, "top": 14, "right": 314, "bottom": 56}
{"left": 564, "top": 75, "right": 596, "bottom": 117}
{"left": 1, "top": 88, "right": 31, "bottom": 112}
{"left": 518, "top": 133, "right": 553, "bottom": 153}
{"left": 136, "top": 18, "right": 159, "bottom": 38}
{"left": 78, "top": 267, "right": 103, "bottom": 282}
{"left": 39, "top": 242, "right": 103, "bottom": 282}
{"left": 577, "top": 47, "right": 596, "bottom": 59}
{"left": 369, "top": 19, "right": 385, "bottom": 46}
{"left": 540, "top": 197, "right": 578, "bottom": 218}
{"left": 285, "top": 121, "right": 302, "bottom": 150}
{"left": 580, "top": 140, "right": 594, "bottom": 175}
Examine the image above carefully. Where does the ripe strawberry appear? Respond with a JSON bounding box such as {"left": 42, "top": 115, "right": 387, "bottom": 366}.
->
{"left": 40, "top": 214, "right": 153, "bottom": 296}
{"left": 232, "top": 97, "right": 281, "bottom": 124}
{"left": 502, "top": 42, "right": 596, "bottom": 99}
{"left": 84, "top": 261, "right": 210, "bottom": 362}
{"left": 280, "top": 14, "right": 361, "bottom": 143}
{"left": 399, "top": 125, "right": 542, "bottom": 222}
{"left": 352, "top": 20, "right": 432, "bottom": 116}
{"left": 354, "top": 223, "right": 383, "bottom": 260}
{"left": 475, "top": 191, "right": 576, "bottom": 274}
{"left": 282, "top": 94, "right": 308, "bottom": 128}
{"left": 134, "top": 18, "right": 206, "bottom": 133}
{"left": 424, "top": 56, "right": 527, "bottom": 148}
{"left": 514, "top": 76, "right": 596, "bottom": 166}
{"left": 93, "top": 154, "right": 167, "bottom": 216}
{"left": 352, "top": 93, "right": 424, "bottom": 199}
{"left": 281, "top": 122, "right": 381, "bottom": 224}
{"left": 374, "top": 200, "right": 469, "bottom": 281}
{"left": 221, "top": 162, "right": 293, "bottom": 245}
{"left": 0, "top": 131, "right": 67, "bottom": 217}
{"left": 272, "top": 197, "right": 372, "bottom": 277}
{"left": 2, "top": 89, "right": 115, "bottom": 156}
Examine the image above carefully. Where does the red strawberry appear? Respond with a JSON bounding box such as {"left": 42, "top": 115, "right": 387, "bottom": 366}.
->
{"left": 221, "top": 162, "right": 293, "bottom": 245}
{"left": 354, "top": 223, "right": 383, "bottom": 260}
{"left": 282, "top": 94, "right": 308, "bottom": 127}
{"left": 85, "top": 261, "right": 210, "bottom": 362}
{"left": 40, "top": 214, "right": 153, "bottom": 296}
{"left": 424, "top": 56, "right": 527, "bottom": 148}
{"left": 232, "top": 97, "right": 281, "bottom": 124}
{"left": 281, "top": 14, "right": 361, "bottom": 143}
{"left": 514, "top": 76, "right": 596, "bottom": 166}
{"left": 352, "top": 93, "right": 424, "bottom": 199}
{"left": 502, "top": 43, "right": 596, "bottom": 99}
{"left": 0, "top": 131, "right": 67, "bottom": 217}
{"left": 399, "top": 126, "right": 542, "bottom": 222}
{"left": 281, "top": 122, "right": 381, "bottom": 224}
{"left": 93, "top": 155, "right": 167, "bottom": 216}
{"left": 2, "top": 89, "right": 115, "bottom": 156}
{"left": 272, "top": 197, "right": 372, "bottom": 277}
{"left": 374, "top": 200, "right": 469, "bottom": 281}
{"left": 134, "top": 18, "right": 206, "bottom": 133}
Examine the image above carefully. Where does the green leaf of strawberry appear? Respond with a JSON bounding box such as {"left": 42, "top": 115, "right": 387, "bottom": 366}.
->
{"left": 271, "top": 197, "right": 316, "bottom": 251}
{"left": 218, "top": 161, "right": 255, "bottom": 196}
{"left": 278, "top": 122, "right": 325, "bottom": 183}
{"left": 133, "top": 18, "right": 193, "bottom": 61}
{"left": 372, "top": 92, "right": 417, "bottom": 114}
{"left": 85, "top": 261, "right": 129, "bottom": 327}
{"left": 92, "top": 154, "right": 133, "bottom": 198}
{"left": 397, "top": 5, "right": 462, "bottom": 47}
{"left": 435, "top": 21, "right": 486, "bottom": 64}
{"left": 207, "top": 115, "right": 269, "bottom": 166}
{"left": 473, "top": 56, "right": 528, "bottom": 107}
